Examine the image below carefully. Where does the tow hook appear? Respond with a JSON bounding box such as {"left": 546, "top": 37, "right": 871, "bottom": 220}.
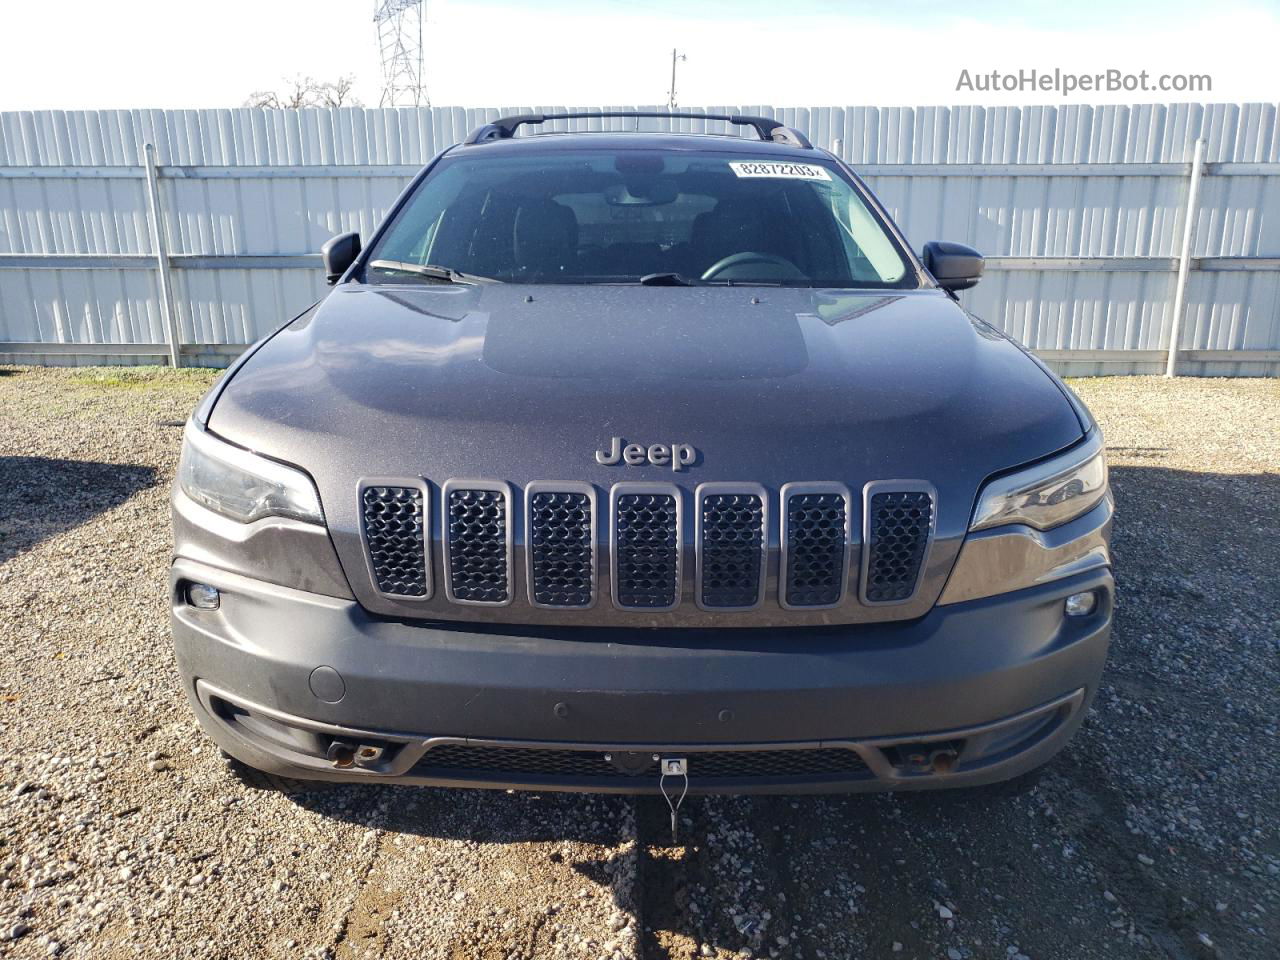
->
{"left": 326, "top": 741, "right": 385, "bottom": 769}
{"left": 929, "top": 746, "right": 959, "bottom": 773}
{"left": 326, "top": 741, "right": 358, "bottom": 768}
{"left": 659, "top": 757, "right": 689, "bottom": 844}
{"left": 354, "top": 744, "right": 384, "bottom": 766}
{"left": 899, "top": 741, "right": 961, "bottom": 774}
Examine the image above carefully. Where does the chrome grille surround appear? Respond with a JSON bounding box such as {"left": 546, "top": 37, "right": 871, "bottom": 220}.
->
{"left": 778, "top": 482, "right": 854, "bottom": 610}
{"left": 610, "top": 482, "right": 683, "bottom": 611}
{"left": 525, "top": 481, "right": 598, "bottom": 610}
{"left": 357, "top": 478, "right": 432, "bottom": 600}
{"left": 860, "top": 481, "right": 936, "bottom": 605}
{"left": 695, "top": 482, "right": 769, "bottom": 611}
{"left": 441, "top": 478, "right": 513, "bottom": 606}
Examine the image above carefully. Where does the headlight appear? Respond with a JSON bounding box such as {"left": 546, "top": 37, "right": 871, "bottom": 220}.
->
{"left": 177, "top": 422, "right": 323, "bottom": 525}
{"left": 970, "top": 432, "right": 1107, "bottom": 532}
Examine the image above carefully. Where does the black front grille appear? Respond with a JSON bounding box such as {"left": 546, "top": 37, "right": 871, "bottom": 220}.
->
{"left": 783, "top": 491, "right": 849, "bottom": 607}
{"left": 699, "top": 492, "right": 765, "bottom": 608}
{"left": 361, "top": 485, "right": 428, "bottom": 597}
{"left": 529, "top": 491, "right": 594, "bottom": 607}
{"left": 358, "top": 478, "right": 937, "bottom": 614}
{"left": 614, "top": 493, "right": 679, "bottom": 608}
{"left": 683, "top": 749, "right": 866, "bottom": 778}
{"left": 416, "top": 744, "right": 868, "bottom": 782}
{"left": 446, "top": 488, "right": 509, "bottom": 603}
{"left": 865, "top": 490, "right": 933, "bottom": 602}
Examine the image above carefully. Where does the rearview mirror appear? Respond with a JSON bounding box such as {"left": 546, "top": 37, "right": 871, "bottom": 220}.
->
{"left": 321, "top": 232, "right": 361, "bottom": 285}
{"left": 922, "top": 241, "right": 983, "bottom": 292}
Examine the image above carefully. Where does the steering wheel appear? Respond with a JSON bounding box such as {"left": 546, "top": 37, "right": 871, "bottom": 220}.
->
{"left": 700, "top": 251, "right": 804, "bottom": 282}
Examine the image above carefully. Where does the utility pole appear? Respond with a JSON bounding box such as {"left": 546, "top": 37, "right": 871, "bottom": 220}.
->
{"left": 667, "top": 49, "right": 687, "bottom": 110}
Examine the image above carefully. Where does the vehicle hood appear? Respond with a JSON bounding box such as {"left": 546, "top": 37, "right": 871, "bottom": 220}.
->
{"left": 207, "top": 283, "right": 1084, "bottom": 626}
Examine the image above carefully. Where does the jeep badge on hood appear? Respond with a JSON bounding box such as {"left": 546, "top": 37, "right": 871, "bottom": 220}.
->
{"left": 596, "top": 437, "right": 698, "bottom": 471}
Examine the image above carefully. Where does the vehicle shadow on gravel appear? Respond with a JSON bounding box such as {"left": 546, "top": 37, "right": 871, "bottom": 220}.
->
{"left": 291, "top": 784, "right": 632, "bottom": 848}
{"left": 0, "top": 456, "right": 157, "bottom": 564}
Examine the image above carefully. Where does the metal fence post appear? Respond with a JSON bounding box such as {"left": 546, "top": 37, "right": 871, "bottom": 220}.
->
{"left": 1165, "top": 137, "right": 1206, "bottom": 378}
{"left": 143, "top": 143, "right": 182, "bottom": 368}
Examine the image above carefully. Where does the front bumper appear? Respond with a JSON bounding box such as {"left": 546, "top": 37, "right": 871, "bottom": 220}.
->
{"left": 172, "top": 558, "right": 1112, "bottom": 794}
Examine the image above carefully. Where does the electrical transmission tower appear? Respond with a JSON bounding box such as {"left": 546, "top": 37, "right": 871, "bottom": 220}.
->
{"left": 374, "top": 0, "right": 429, "bottom": 107}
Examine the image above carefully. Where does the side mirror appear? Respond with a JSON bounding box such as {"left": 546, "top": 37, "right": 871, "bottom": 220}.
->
{"left": 321, "top": 232, "right": 361, "bottom": 285}
{"left": 922, "top": 241, "right": 983, "bottom": 292}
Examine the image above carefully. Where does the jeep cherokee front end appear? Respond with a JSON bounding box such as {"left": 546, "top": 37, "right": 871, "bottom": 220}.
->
{"left": 170, "top": 113, "right": 1113, "bottom": 795}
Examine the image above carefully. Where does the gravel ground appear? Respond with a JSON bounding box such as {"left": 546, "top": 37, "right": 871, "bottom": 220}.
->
{"left": 0, "top": 367, "right": 1276, "bottom": 960}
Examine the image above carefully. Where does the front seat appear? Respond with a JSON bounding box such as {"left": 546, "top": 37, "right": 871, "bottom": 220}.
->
{"left": 512, "top": 199, "right": 579, "bottom": 279}
{"left": 690, "top": 203, "right": 763, "bottom": 271}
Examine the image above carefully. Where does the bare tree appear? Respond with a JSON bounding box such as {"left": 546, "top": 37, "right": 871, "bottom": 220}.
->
{"left": 243, "top": 89, "right": 283, "bottom": 109}
{"left": 316, "top": 75, "right": 359, "bottom": 108}
{"left": 280, "top": 75, "right": 316, "bottom": 109}
{"left": 243, "top": 75, "right": 362, "bottom": 109}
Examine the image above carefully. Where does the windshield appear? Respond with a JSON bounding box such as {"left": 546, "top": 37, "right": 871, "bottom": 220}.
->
{"left": 362, "top": 148, "right": 917, "bottom": 288}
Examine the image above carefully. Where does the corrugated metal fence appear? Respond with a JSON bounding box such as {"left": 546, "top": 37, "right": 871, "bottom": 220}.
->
{"left": 1, "top": 104, "right": 1278, "bottom": 375}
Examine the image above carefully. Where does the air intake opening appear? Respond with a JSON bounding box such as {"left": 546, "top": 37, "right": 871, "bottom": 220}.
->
{"left": 414, "top": 744, "right": 870, "bottom": 783}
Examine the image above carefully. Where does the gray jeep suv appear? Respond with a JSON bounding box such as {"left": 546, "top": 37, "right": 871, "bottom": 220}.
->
{"left": 170, "top": 112, "right": 1113, "bottom": 796}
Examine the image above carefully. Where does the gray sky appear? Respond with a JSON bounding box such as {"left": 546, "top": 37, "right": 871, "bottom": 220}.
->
{"left": 1, "top": 0, "right": 1276, "bottom": 110}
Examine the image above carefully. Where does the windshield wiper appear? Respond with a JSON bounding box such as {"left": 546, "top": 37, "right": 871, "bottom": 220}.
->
{"left": 700, "top": 279, "right": 787, "bottom": 287}
{"left": 638, "top": 272, "right": 700, "bottom": 287}
{"left": 367, "top": 260, "right": 500, "bottom": 284}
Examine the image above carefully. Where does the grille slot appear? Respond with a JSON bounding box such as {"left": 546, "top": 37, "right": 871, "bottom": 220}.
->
{"left": 360, "top": 483, "right": 429, "bottom": 598}
{"left": 781, "top": 484, "right": 852, "bottom": 608}
{"left": 443, "top": 481, "right": 511, "bottom": 605}
{"left": 416, "top": 744, "right": 868, "bottom": 782}
{"left": 697, "top": 485, "right": 767, "bottom": 610}
{"left": 612, "top": 485, "right": 681, "bottom": 610}
{"left": 527, "top": 485, "right": 596, "bottom": 609}
{"left": 863, "top": 486, "right": 935, "bottom": 604}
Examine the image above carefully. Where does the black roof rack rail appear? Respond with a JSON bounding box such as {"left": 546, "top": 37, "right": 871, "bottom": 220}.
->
{"left": 462, "top": 111, "right": 812, "bottom": 149}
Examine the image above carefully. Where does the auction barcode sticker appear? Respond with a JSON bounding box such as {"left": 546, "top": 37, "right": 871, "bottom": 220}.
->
{"left": 729, "top": 161, "right": 832, "bottom": 181}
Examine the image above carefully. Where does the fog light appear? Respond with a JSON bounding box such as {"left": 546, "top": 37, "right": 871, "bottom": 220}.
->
{"left": 186, "top": 583, "right": 220, "bottom": 610}
{"left": 1064, "top": 591, "right": 1097, "bottom": 617}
